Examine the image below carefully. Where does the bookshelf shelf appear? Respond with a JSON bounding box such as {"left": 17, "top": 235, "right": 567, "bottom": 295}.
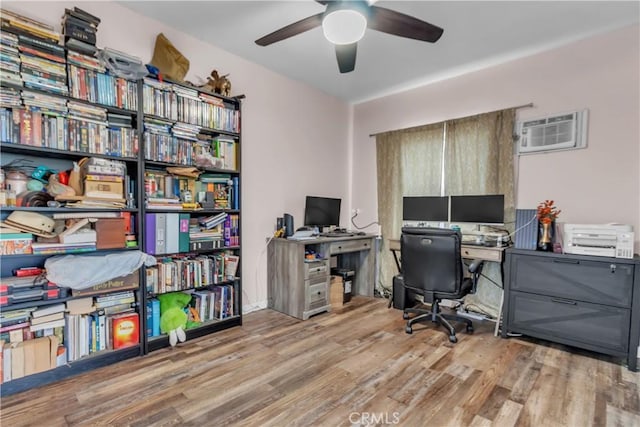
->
{"left": 147, "top": 316, "right": 242, "bottom": 352}
{"left": 0, "top": 345, "right": 142, "bottom": 396}
{"left": 0, "top": 142, "right": 139, "bottom": 163}
{"left": 144, "top": 160, "right": 238, "bottom": 174}
{"left": 1, "top": 206, "right": 139, "bottom": 213}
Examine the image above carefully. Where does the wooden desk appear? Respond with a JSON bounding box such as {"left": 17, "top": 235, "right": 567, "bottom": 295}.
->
{"left": 389, "top": 238, "right": 507, "bottom": 335}
{"left": 268, "top": 235, "right": 376, "bottom": 320}
{"left": 389, "top": 239, "right": 506, "bottom": 265}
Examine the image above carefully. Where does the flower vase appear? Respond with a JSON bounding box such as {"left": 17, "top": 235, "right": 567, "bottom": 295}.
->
{"left": 537, "top": 221, "right": 555, "bottom": 252}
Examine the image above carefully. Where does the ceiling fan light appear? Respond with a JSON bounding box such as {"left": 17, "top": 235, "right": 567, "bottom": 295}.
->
{"left": 322, "top": 9, "right": 367, "bottom": 45}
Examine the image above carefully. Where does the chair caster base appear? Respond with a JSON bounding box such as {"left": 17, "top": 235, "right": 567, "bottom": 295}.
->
{"left": 466, "top": 325, "right": 474, "bottom": 333}
{"left": 449, "top": 335, "right": 457, "bottom": 343}
{"left": 405, "top": 326, "right": 413, "bottom": 334}
{"left": 402, "top": 312, "right": 409, "bottom": 320}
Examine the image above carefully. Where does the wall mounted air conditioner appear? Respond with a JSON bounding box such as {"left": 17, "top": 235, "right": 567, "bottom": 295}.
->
{"left": 517, "top": 109, "right": 588, "bottom": 154}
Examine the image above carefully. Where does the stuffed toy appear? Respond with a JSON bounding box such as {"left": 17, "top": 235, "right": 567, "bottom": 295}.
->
{"left": 157, "top": 292, "right": 192, "bottom": 347}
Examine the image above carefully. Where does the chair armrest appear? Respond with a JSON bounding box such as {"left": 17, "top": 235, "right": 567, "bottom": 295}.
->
{"left": 467, "top": 260, "right": 484, "bottom": 274}
{"left": 467, "top": 260, "right": 484, "bottom": 294}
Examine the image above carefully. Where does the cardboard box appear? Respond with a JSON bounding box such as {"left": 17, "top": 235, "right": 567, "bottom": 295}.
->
{"left": 84, "top": 178, "right": 124, "bottom": 199}
{"left": 330, "top": 276, "right": 344, "bottom": 308}
{"left": 95, "top": 218, "right": 126, "bottom": 249}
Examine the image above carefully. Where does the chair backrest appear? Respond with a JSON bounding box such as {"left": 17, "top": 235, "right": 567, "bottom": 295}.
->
{"left": 400, "top": 227, "right": 463, "bottom": 296}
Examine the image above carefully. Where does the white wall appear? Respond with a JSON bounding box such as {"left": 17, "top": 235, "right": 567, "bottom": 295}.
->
{"left": 352, "top": 24, "right": 640, "bottom": 251}
{"left": 11, "top": 1, "right": 351, "bottom": 311}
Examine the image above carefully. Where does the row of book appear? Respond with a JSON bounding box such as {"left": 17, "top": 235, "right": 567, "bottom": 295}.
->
{"left": 0, "top": 107, "right": 138, "bottom": 158}
{"left": 145, "top": 252, "right": 239, "bottom": 294}
{"left": 142, "top": 78, "right": 240, "bottom": 133}
{"left": 68, "top": 63, "right": 138, "bottom": 110}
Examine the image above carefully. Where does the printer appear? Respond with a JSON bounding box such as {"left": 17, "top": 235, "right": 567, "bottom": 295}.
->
{"left": 563, "top": 224, "right": 634, "bottom": 259}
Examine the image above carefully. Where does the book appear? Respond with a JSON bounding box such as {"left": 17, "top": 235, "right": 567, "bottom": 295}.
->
{"left": 30, "top": 311, "right": 64, "bottom": 326}
{"left": 31, "top": 303, "right": 66, "bottom": 318}
{"left": 111, "top": 312, "right": 139, "bottom": 350}
{"left": 29, "top": 317, "right": 65, "bottom": 332}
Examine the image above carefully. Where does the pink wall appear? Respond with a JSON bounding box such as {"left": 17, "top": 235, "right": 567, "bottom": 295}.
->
{"left": 352, "top": 24, "right": 640, "bottom": 251}
{"left": 10, "top": 1, "right": 351, "bottom": 311}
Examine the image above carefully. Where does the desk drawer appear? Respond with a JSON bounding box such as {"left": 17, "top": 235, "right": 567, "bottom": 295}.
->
{"left": 304, "top": 260, "right": 329, "bottom": 279}
{"left": 509, "top": 254, "right": 634, "bottom": 307}
{"left": 306, "top": 279, "right": 328, "bottom": 311}
{"left": 461, "top": 246, "right": 502, "bottom": 262}
{"left": 330, "top": 239, "right": 371, "bottom": 255}
{"left": 508, "top": 291, "right": 629, "bottom": 354}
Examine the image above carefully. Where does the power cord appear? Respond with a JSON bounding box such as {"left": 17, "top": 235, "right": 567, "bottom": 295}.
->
{"left": 350, "top": 212, "right": 379, "bottom": 230}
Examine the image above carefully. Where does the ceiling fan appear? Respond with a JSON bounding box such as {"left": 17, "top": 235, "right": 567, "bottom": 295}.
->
{"left": 255, "top": 0, "right": 444, "bottom": 74}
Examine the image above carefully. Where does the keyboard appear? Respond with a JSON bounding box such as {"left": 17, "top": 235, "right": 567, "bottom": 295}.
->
{"left": 321, "top": 232, "right": 355, "bottom": 237}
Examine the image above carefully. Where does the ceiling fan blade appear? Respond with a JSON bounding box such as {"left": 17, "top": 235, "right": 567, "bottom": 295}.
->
{"left": 255, "top": 13, "right": 324, "bottom": 46}
{"left": 335, "top": 43, "right": 357, "bottom": 73}
{"left": 368, "top": 6, "right": 443, "bottom": 43}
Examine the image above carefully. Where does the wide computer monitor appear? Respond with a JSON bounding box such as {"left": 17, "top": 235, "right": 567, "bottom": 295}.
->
{"left": 304, "top": 196, "right": 341, "bottom": 229}
{"left": 402, "top": 196, "right": 449, "bottom": 222}
{"left": 450, "top": 194, "right": 505, "bottom": 225}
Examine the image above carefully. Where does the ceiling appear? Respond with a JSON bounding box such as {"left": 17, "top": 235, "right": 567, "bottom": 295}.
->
{"left": 119, "top": 1, "right": 640, "bottom": 104}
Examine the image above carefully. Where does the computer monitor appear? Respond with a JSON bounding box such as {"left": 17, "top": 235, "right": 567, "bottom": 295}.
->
{"left": 402, "top": 196, "right": 449, "bottom": 222}
{"left": 450, "top": 194, "right": 505, "bottom": 225}
{"left": 304, "top": 196, "right": 341, "bottom": 229}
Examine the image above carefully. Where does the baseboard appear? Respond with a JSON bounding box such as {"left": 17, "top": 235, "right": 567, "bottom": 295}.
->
{"left": 242, "top": 300, "right": 268, "bottom": 314}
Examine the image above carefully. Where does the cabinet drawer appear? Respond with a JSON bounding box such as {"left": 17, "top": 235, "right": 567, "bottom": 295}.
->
{"left": 509, "top": 254, "right": 634, "bottom": 307}
{"left": 306, "top": 279, "right": 328, "bottom": 311}
{"left": 304, "top": 260, "right": 329, "bottom": 279}
{"left": 461, "top": 246, "right": 502, "bottom": 262}
{"left": 330, "top": 239, "right": 371, "bottom": 255}
{"left": 508, "top": 292, "right": 630, "bottom": 354}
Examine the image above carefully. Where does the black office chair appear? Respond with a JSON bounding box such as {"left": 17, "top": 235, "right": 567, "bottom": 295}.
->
{"left": 393, "top": 227, "right": 484, "bottom": 343}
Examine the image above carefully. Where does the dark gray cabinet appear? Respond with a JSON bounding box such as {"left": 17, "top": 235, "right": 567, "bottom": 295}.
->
{"left": 502, "top": 249, "right": 640, "bottom": 371}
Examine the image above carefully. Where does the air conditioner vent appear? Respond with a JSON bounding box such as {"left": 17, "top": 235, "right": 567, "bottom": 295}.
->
{"left": 517, "top": 109, "right": 588, "bottom": 154}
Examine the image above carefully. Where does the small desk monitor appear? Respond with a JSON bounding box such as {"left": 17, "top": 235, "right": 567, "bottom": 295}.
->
{"left": 450, "top": 194, "right": 505, "bottom": 225}
{"left": 402, "top": 196, "right": 449, "bottom": 222}
{"left": 304, "top": 196, "right": 341, "bottom": 229}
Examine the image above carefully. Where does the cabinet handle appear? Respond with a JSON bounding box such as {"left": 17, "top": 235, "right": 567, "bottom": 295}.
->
{"left": 553, "top": 259, "right": 580, "bottom": 264}
{"left": 551, "top": 298, "right": 577, "bottom": 305}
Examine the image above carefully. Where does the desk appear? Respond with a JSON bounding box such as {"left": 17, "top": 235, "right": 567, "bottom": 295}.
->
{"left": 268, "top": 235, "right": 376, "bottom": 320}
{"left": 389, "top": 238, "right": 507, "bottom": 335}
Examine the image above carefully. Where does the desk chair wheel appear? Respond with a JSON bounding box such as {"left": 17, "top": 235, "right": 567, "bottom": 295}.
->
{"left": 405, "top": 325, "right": 413, "bottom": 334}
{"left": 449, "top": 335, "right": 458, "bottom": 343}
{"left": 402, "top": 312, "right": 410, "bottom": 320}
{"left": 466, "top": 325, "right": 474, "bottom": 333}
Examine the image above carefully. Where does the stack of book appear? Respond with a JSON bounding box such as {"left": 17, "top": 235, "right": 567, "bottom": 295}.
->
{"left": 198, "top": 212, "right": 228, "bottom": 230}
{"left": 0, "top": 32, "right": 21, "bottom": 87}
{"left": 0, "top": 9, "right": 60, "bottom": 45}
{"left": 17, "top": 31, "right": 67, "bottom": 96}
{"left": 61, "top": 7, "right": 100, "bottom": 55}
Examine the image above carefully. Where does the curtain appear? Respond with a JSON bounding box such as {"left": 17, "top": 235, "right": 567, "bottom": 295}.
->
{"left": 444, "top": 109, "right": 516, "bottom": 318}
{"left": 445, "top": 109, "right": 516, "bottom": 227}
{"left": 376, "top": 123, "right": 444, "bottom": 295}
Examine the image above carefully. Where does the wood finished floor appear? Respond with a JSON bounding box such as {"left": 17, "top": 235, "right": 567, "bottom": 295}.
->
{"left": 1, "top": 297, "right": 639, "bottom": 427}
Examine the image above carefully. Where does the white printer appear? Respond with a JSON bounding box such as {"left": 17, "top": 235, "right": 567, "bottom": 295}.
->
{"left": 563, "top": 224, "right": 635, "bottom": 259}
